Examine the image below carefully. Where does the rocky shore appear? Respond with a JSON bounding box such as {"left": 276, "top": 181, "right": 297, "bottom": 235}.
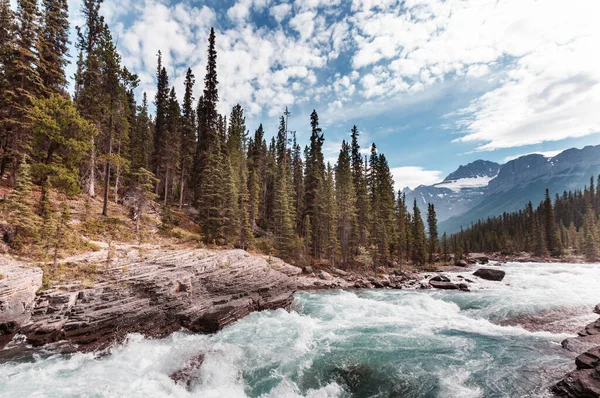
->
{"left": 554, "top": 304, "right": 600, "bottom": 397}
{"left": 0, "top": 248, "right": 497, "bottom": 356}
{"left": 0, "top": 249, "right": 301, "bottom": 354}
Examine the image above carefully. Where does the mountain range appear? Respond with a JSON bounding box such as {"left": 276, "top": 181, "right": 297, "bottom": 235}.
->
{"left": 403, "top": 145, "right": 600, "bottom": 234}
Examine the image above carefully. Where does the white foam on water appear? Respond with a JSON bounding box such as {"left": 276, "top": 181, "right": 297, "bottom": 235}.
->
{"left": 0, "top": 262, "right": 598, "bottom": 397}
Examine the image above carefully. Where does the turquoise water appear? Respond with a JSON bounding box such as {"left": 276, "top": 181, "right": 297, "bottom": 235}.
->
{"left": 1, "top": 262, "right": 599, "bottom": 397}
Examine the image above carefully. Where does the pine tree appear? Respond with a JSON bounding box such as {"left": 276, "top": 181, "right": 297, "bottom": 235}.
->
{"left": 3, "top": 159, "right": 40, "bottom": 246}
{"left": 321, "top": 163, "right": 338, "bottom": 265}
{"left": 124, "top": 167, "right": 158, "bottom": 234}
{"left": 38, "top": 0, "right": 70, "bottom": 95}
{"left": 335, "top": 140, "right": 357, "bottom": 268}
{"left": 0, "top": 0, "right": 16, "bottom": 177}
{"left": 411, "top": 199, "right": 427, "bottom": 266}
{"left": 350, "top": 126, "right": 369, "bottom": 249}
{"left": 29, "top": 93, "right": 97, "bottom": 195}
{"left": 75, "top": 0, "right": 104, "bottom": 197}
{"left": 543, "top": 189, "right": 562, "bottom": 256}
{"left": 153, "top": 50, "right": 169, "bottom": 194}
{"left": 582, "top": 205, "right": 598, "bottom": 262}
{"left": 52, "top": 201, "right": 71, "bottom": 266}
{"left": 130, "top": 92, "right": 152, "bottom": 171}
{"left": 291, "top": 132, "right": 304, "bottom": 235}
{"left": 396, "top": 192, "right": 409, "bottom": 263}
{"left": 533, "top": 215, "right": 548, "bottom": 257}
{"left": 5, "top": 0, "right": 44, "bottom": 184}
{"left": 441, "top": 232, "right": 449, "bottom": 262}
{"left": 247, "top": 124, "right": 265, "bottom": 230}
{"left": 427, "top": 203, "right": 439, "bottom": 263}
{"left": 194, "top": 27, "right": 219, "bottom": 203}
{"left": 303, "top": 110, "right": 325, "bottom": 257}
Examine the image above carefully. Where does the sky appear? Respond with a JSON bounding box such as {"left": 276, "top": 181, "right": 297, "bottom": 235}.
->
{"left": 13, "top": 0, "right": 600, "bottom": 189}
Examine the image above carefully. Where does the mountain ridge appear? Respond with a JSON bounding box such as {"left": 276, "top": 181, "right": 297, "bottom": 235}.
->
{"left": 404, "top": 145, "right": 600, "bottom": 234}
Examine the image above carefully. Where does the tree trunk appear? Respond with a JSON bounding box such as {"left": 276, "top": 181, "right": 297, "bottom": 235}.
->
{"left": 87, "top": 136, "right": 96, "bottom": 197}
{"left": 179, "top": 165, "right": 185, "bottom": 210}
{"left": 102, "top": 113, "right": 113, "bottom": 217}
{"left": 163, "top": 167, "right": 169, "bottom": 206}
{"left": 114, "top": 139, "right": 121, "bottom": 203}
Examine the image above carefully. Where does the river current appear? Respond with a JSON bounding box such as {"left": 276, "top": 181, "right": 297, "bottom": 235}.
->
{"left": 1, "top": 262, "right": 599, "bottom": 398}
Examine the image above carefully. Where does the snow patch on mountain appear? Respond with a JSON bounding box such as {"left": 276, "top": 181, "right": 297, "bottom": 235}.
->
{"left": 434, "top": 175, "right": 497, "bottom": 193}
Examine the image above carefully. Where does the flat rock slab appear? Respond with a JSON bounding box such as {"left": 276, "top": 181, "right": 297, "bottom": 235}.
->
{"left": 1, "top": 249, "right": 300, "bottom": 353}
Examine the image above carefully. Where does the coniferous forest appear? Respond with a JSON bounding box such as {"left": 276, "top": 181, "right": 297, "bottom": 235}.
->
{"left": 451, "top": 180, "right": 600, "bottom": 262}
{"left": 0, "top": 0, "right": 438, "bottom": 269}
{"left": 3, "top": 0, "right": 599, "bottom": 271}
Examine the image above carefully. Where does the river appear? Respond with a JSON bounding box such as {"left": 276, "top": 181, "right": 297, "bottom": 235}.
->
{"left": 1, "top": 262, "right": 599, "bottom": 397}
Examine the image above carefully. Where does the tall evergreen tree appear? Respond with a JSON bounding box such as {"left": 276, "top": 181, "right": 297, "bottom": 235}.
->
{"left": 153, "top": 50, "right": 169, "bottom": 194}
{"left": 350, "top": 125, "right": 369, "bottom": 249}
{"left": 5, "top": 0, "right": 43, "bottom": 184}
{"left": 303, "top": 110, "right": 325, "bottom": 257}
{"left": 38, "top": 0, "right": 70, "bottom": 94}
{"left": 411, "top": 199, "right": 427, "bottom": 266}
{"left": 427, "top": 203, "right": 439, "bottom": 263}
{"left": 0, "top": 0, "right": 15, "bottom": 176}
{"left": 75, "top": 0, "right": 104, "bottom": 197}
{"left": 543, "top": 189, "right": 562, "bottom": 256}
{"left": 194, "top": 27, "right": 219, "bottom": 203}
{"left": 179, "top": 68, "right": 195, "bottom": 209}
{"left": 335, "top": 140, "right": 357, "bottom": 268}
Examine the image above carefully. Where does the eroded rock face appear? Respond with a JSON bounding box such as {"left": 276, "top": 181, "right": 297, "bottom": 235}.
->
{"left": 473, "top": 268, "right": 505, "bottom": 281}
{"left": 0, "top": 259, "right": 43, "bottom": 347}
{"left": 4, "top": 249, "right": 300, "bottom": 353}
{"left": 555, "top": 305, "right": 600, "bottom": 397}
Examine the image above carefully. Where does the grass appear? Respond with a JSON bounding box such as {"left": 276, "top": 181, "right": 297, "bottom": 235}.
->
{"left": 38, "top": 261, "right": 104, "bottom": 291}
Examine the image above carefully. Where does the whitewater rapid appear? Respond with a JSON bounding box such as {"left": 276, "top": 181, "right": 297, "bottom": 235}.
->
{"left": 1, "top": 262, "right": 599, "bottom": 398}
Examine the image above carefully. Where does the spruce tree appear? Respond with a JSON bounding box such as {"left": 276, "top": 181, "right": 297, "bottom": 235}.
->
{"left": 543, "top": 189, "right": 562, "bottom": 256}
{"left": 3, "top": 159, "right": 40, "bottom": 246}
{"left": 38, "top": 0, "right": 70, "bottom": 95}
{"left": 0, "top": 0, "right": 16, "bottom": 176}
{"left": 582, "top": 205, "right": 598, "bottom": 262}
{"left": 5, "top": 0, "right": 44, "bottom": 184}
{"left": 52, "top": 202, "right": 71, "bottom": 266}
{"left": 411, "top": 199, "right": 427, "bottom": 266}
{"left": 335, "top": 140, "right": 357, "bottom": 268}
{"left": 29, "top": 93, "right": 97, "bottom": 195}
{"left": 427, "top": 203, "right": 439, "bottom": 263}
{"left": 350, "top": 126, "right": 369, "bottom": 249}
{"left": 75, "top": 0, "right": 104, "bottom": 196}
{"left": 194, "top": 27, "right": 219, "bottom": 202}
{"left": 303, "top": 110, "right": 325, "bottom": 257}
{"left": 179, "top": 68, "right": 195, "bottom": 209}
{"left": 441, "top": 232, "right": 449, "bottom": 262}
{"left": 153, "top": 51, "right": 169, "bottom": 194}
{"left": 291, "top": 132, "right": 304, "bottom": 235}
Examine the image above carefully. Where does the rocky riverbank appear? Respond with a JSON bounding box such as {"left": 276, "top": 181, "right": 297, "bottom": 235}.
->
{"left": 0, "top": 248, "right": 500, "bottom": 356}
{"left": 554, "top": 304, "right": 600, "bottom": 397}
{"left": 0, "top": 248, "right": 301, "bottom": 354}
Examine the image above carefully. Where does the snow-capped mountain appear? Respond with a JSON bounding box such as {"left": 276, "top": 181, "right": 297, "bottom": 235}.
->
{"left": 403, "top": 160, "right": 501, "bottom": 223}
{"left": 439, "top": 145, "right": 600, "bottom": 233}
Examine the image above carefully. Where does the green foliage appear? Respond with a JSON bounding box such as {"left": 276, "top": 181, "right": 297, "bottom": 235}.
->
{"left": 3, "top": 160, "right": 41, "bottom": 247}
{"left": 29, "top": 94, "right": 96, "bottom": 195}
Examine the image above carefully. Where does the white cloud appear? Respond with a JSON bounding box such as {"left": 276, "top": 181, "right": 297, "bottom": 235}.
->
{"left": 503, "top": 150, "right": 563, "bottom": 163}
{"left": 61, "top": 0, "right": 600, "bottom": 155}
{"left": 391, "top": 166, "right": 443, "bottom": 190}
{"left": 270, "top": 3, "right": 292, "bottom": 23}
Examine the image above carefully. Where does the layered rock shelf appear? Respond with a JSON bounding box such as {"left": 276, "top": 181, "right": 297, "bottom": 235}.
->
{"left": 554, "top": 304, "right": 600, "bottom": 397}
{"left": 1, "top": 249, "right": 300, "bottom": 353}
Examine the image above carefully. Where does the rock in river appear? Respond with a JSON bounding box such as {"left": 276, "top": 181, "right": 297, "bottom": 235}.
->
{"left": 473, "top": 268, "right": 505, "bottom": 281}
